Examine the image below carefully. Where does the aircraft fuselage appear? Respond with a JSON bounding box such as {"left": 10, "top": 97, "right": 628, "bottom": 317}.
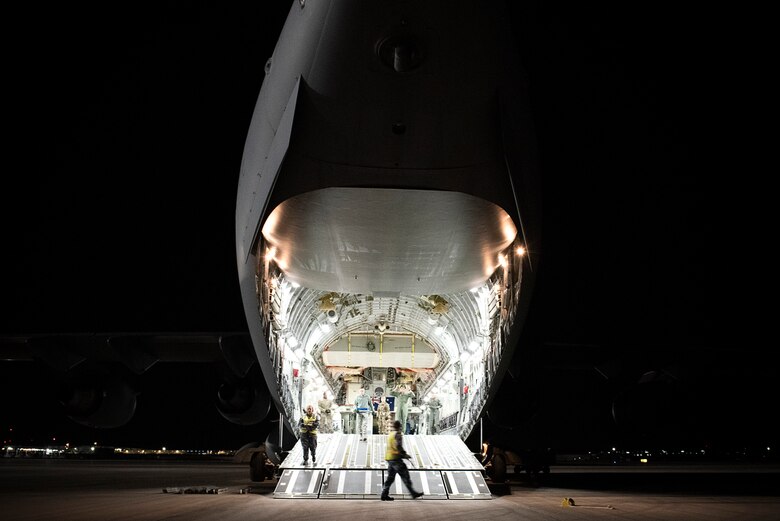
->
{"left": 236, "top": 0, "right": 539, "bottom": 440}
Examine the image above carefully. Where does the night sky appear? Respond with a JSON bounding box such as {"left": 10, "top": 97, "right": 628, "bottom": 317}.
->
{"left": 2, "top": 2, "right": 766, "bottom": 454}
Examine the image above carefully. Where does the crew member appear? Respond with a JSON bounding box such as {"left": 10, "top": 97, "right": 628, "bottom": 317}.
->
{"left": 377, "top": 396, "right": 391, "bottom": 434}
{"left": 298, "top": 404, "right": 319, "bottom": 465}
{"left": 426, "top": 394, "right": 443, "bottom": 434}
{"left": 354, "top": 387, "right": 373, "bottom": 441}
{"left": 391, "top": 384, "right": 414, "bottom": 434}
{"left": 380, "top": 420, "right": 424, "bottom": 501}
{"left": 318, "top": 392, "right": 334, "bottom": 433}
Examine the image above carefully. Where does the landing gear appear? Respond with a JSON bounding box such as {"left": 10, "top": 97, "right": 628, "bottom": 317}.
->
{"left": 490, "top": 453, "right": 507, "bottom": 483}
{"left": 249, "top": 450, "right": 274, "bottom": 482}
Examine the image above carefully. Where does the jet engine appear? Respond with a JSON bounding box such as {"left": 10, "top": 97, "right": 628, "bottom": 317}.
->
{"left": 216, "top": 374, "right": 272, "bottom": 426}
{"left": 58, "top": 363, "right": 138, "bottom": 429}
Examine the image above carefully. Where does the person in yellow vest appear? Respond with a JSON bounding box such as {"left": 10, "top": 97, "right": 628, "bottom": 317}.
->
{"left": 298, "top": 404, "right": 319, "bottom": 465}
{"left": 380, "top": 420, "right": 424, "bottom": 501}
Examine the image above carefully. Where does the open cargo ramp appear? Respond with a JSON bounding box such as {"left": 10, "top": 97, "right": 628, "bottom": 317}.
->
{"left": 273, "top": 433, "right": 491, "bottom": 499}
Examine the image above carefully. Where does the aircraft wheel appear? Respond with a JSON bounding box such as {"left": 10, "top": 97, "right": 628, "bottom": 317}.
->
{"left": 250, "top": 451, "right": 268, "bottom": 482}
{"left": 491, "top": 454, "right": 507, "bottom": 483}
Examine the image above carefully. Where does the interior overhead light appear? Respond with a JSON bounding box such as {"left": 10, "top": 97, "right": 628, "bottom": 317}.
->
{"left": 427, "top": 313, "right": 440, "bottom": 325}
{"left": 327, "top": 309, "right": 339, "bottom": 323}
{"left": 516, "top": 246, "right": 526, "bottom": 256}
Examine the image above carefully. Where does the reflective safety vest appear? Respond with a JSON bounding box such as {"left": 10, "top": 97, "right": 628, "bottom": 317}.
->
{"left": 301, "top": 414, "right": 318, "bottom": 436}
{"left": 385, "top": 432, "right": 402, "bottom": 461}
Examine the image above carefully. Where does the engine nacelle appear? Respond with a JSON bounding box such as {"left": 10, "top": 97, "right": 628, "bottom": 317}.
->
{"left": 216, "top": 379, "right": 272, "bottom": 426}
{"left": 59, "top": 365, "right": 138, "bottom": 429}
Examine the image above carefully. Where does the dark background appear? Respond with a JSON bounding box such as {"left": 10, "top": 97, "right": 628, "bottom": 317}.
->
{"left": 2, "top": 2, "right": 766, "bottom": 454}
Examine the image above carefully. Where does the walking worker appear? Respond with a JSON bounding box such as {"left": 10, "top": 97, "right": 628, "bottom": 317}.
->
{"left": 299, "top": 404, "right": 319, "bottom": 465}
{"left": 380, "top": 420, "right": 424, "bottom": 501}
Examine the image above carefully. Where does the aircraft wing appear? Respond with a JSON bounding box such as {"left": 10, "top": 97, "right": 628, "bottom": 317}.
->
{"left": 0, "top": 332, "right": 272, "bottom": 428}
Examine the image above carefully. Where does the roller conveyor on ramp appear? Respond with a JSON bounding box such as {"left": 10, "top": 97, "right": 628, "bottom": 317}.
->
{"left": 273, "top": 434, "right": 491, "bottom": 499}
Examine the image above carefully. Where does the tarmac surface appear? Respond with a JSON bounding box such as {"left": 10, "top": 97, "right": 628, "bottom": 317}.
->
{"left": 1, "top": 458, "right": 779, "bottom": 520}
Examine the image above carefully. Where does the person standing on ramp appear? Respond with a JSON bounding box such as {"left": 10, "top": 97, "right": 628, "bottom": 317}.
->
{"left": 299, "top": 404, "right": 319, "bottom": 465}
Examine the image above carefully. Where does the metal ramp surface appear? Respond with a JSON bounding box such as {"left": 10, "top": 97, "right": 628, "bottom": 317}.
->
{"left": 273, "top": 434, "right": 491, "bottom": 499}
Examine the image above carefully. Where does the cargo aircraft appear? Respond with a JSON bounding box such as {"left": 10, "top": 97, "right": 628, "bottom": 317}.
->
{"left": 2, "top": 0, "right": 541, "bottom": 483}
{"left": 232, "top": 0, "right": 540, "bottom": 479}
